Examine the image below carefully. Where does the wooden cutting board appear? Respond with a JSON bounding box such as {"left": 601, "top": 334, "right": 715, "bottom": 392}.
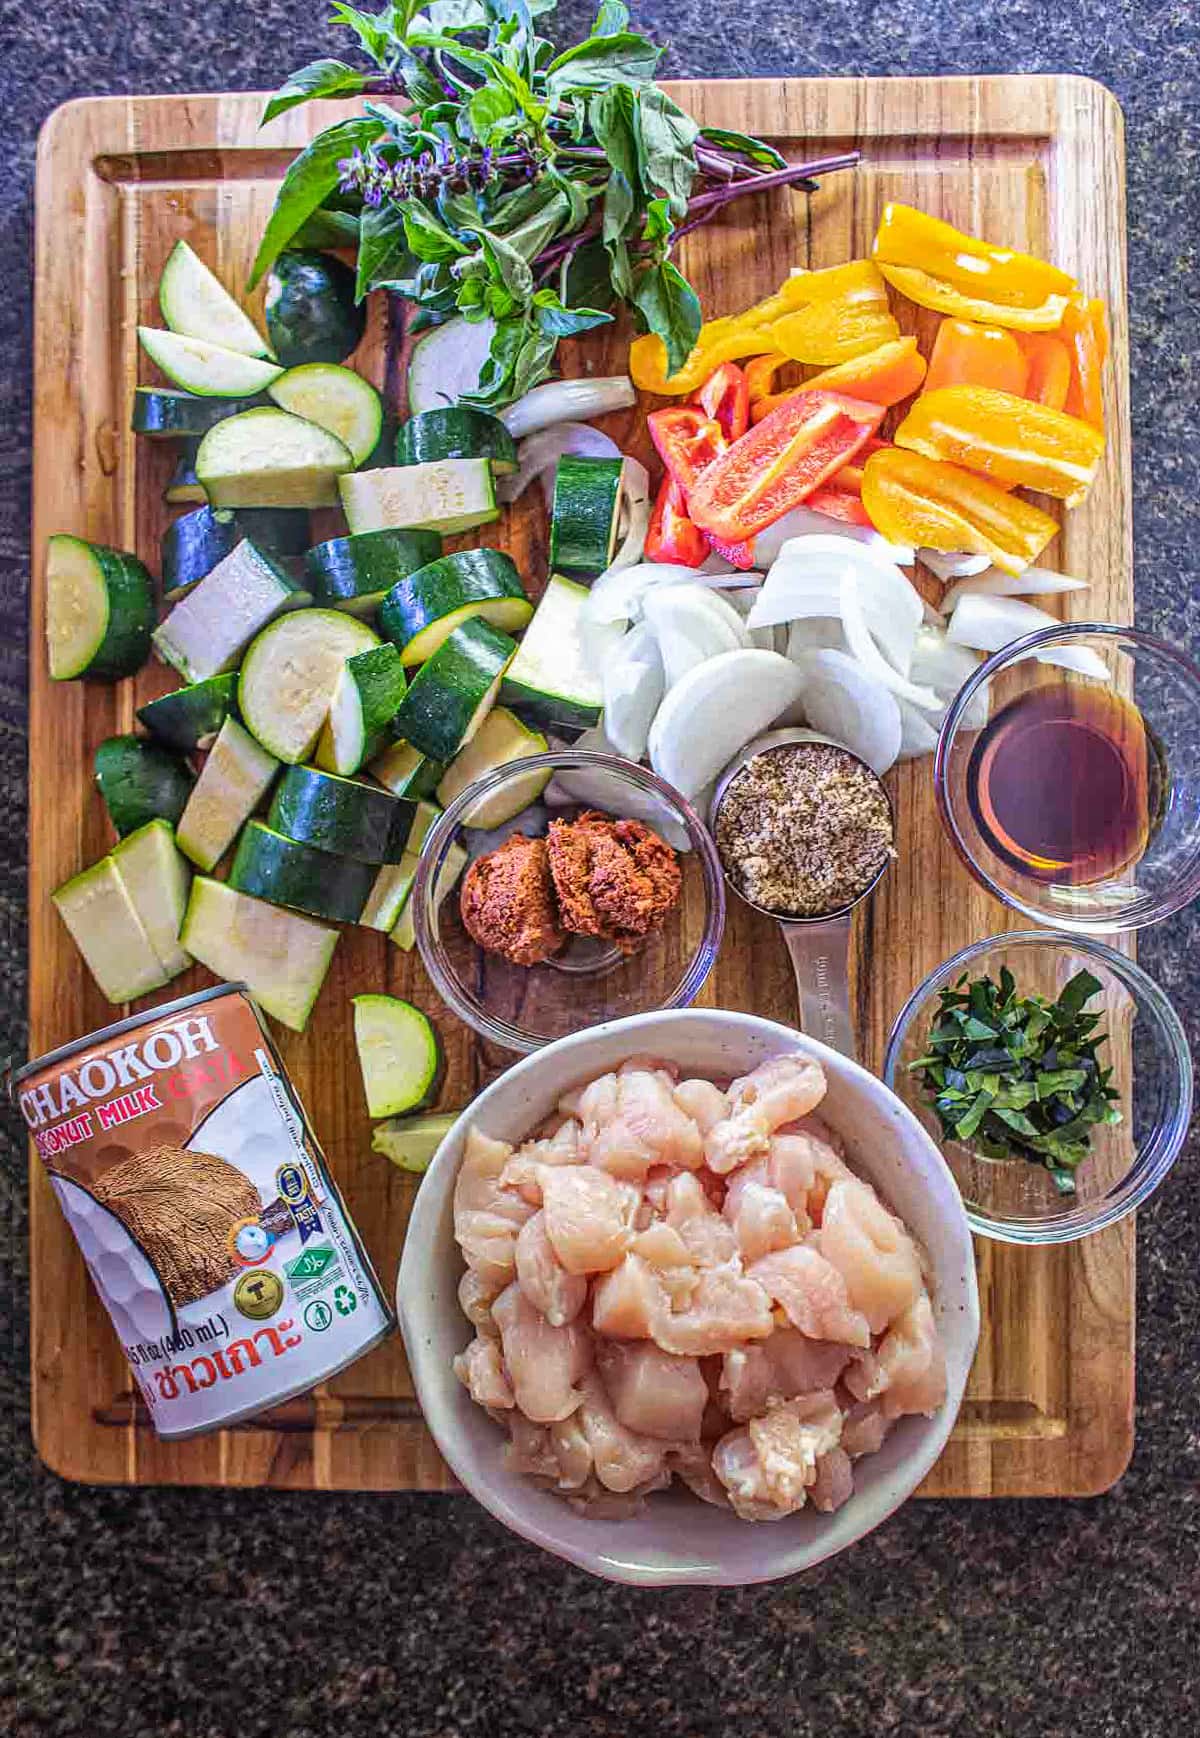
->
{"left": 30, "top": 75, "right": 1133, "bottom": 1495}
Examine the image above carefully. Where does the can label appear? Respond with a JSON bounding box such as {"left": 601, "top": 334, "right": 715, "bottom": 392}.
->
{"left": 18, "top": 988, "right": 393, "bottom": 1438}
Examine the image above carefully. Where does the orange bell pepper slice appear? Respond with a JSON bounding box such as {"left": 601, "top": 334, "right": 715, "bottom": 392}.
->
{"left": 1017, "top": 333, "right": 1072, "bottom": 410}
{"left": 802, "top": 336, "right": 927, "bottom": 406}
{"left": 894, "top": 384, "right": 1105, "bottom": 507}
{"left": 687, "top": 390, "right": 885, "bottom": 541}
{"left": 924, "top": 319, "right": 1028, "bottom": 396}
{"left": 1060, "top": 294, "right": 1108, "bottom": 430}
{"left": 872, "top": 203, "right": 1075, "bottom": 330}
{"left": 860, "top": 448, "right": 1059, "bottom": 576}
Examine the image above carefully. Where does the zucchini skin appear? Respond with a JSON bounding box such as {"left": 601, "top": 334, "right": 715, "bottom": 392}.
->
{"left": 392, "top": 617, "right": 516, "bottom": 761}
{"left": 229, "top": 821, "right": 376, "bottom": 922}
{"left": 94, "top": 734, "right": 195, "bottom": 836}
{"left": 395, "top": 409, "right": 517, "bottom": 472}
{"left": 305, "top": 527, "right": 443, "bottom": 610}
{"left": 161, "top": 506, "right": 309, "bottom": 595}
{"left": 269, "top": 765, "right": 414, "bottom": 864}
{"left": 549, "top": 456, "right": 624, "bottom": 575}
{"left": 131, "top": 388, "right": 265, "bottom": 438}
{"left": 136, "top": 673, "right": 240, "bottom": 751}
{"left": 264, "top": 250, "right": 366, "bottom": 367}
{"left": 378, "top": 548, "right": 527, "bottom": 660}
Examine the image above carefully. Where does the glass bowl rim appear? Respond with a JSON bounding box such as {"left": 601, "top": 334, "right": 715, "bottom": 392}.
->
{"left": 413, "top": 748, "right": 727, "bottom": 1054}
{"left": 882, "top": 927, "right": 1194, "bottom": 1244}
{"left": 932, "top": 620, "right": 1200, "bottom": 933}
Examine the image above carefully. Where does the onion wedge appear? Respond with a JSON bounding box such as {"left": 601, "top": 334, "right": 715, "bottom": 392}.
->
{"left": 791, "top": 648, "right": 903, "bottom": 775}
{"left": 500, "top": 376, "right": 636, "bottom": 439}
{"left": 918, "top": 549, "right": 991, "bottom": 583}
{"left": 643, "top": 584, "right": 745, "bottom": 688}
{"left": 840, "top": 569, "right": 943, "bottom": 710}
{"left": 497, "top": 423, "right": 621, "bottom": 504}
{"left": 583, "top": 559, "right": 763, "bottom": 626}
{"left": 941, "top": 566, "right": 1090, "bottom": 613}
{"left": 647, "top": 649, "right": 806, "bottom": 799}
{"left": 946, "top": 595, "right": 1110, "bottom": 678}
{"left": 754, "top": 507, "right": 915, "bottom": 569}
{"left": 750, "top": 536, "right": 922, "bottom": 678}
{"left": 602, "top": 624, "right": 664, "bottom": 761}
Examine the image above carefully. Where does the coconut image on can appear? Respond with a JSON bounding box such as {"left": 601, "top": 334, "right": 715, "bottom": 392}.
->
{"left": 15, "top": 983, "right": 395, "bottom": 1439}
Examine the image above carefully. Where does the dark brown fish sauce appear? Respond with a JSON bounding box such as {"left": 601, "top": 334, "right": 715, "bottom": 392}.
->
{"left": 965, "top": 681, "right": 1162, "bottom": 885}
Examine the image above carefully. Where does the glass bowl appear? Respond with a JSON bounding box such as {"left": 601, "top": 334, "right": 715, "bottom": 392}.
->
{"left": 883, "top": 931, "right": 1192, "bottom": 1244}
{"left": 933, "top": 622, "right": 1200, "bottom": 932}
{"left": 414, "top": 749, "right": 725, "bottom": 1054}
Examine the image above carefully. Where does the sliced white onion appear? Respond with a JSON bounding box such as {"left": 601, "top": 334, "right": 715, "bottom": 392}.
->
{"left": 791, "top": 648, "right": 903, "bottom": 775}
{"left": 922, "top": 597, "right": 948, "bottom": 628}
{"left": 750, "top": 537, "right": 922, "bottom": 677}
{"left": 602, "top": 624, "right": 664, "bottom": 763}
{"left": 607, "top": 456, "right": 651, "bottom": 576}
{"left": 946, "top": 595, "right": 1111, "bottom": 679}
{"left": 643, "top": 584, "right": 744, "bottom": 689}
{"left": 648, "top": 649, "right": 807, "bottom": 799}
{"left": 908, "top": 627, "right": 987, "bottom": 731}
{"left": 754, "top": 507, "right": 915, "bottom": 569}
{"left": 941, "top": 566, "right": 1090, "bottom": 613}
{"left": 500, "top": 376, "right": 637, "bottom": 439}
{"left": 840, "top": 569, "right": 943, "bottom": 710}
{"left": 583, "top": 559, "right": 763, "bottom": 626}
{"left": 497, "top": 422, "right": 621, "bottom": 504}
{"left": 918, "top": 549, "right": 992, "bottom": 583}
{"left": 692, "top": 586, "right": 752, "bottom": 649}
{"left": 896, "top": 699, "right": 942, "bottom": 760}
{"left": 786, "top": 617, "right": 845, "bottom": 659}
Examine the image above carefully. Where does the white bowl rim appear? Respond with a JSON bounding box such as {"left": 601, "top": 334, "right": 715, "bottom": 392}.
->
{"left": 396, "top": 1008, "right": 981, "bottom": 1588}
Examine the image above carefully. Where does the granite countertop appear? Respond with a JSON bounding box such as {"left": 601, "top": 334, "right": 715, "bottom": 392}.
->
{"left": 2, "top": 5, "right": 1197, "bottom": 1734}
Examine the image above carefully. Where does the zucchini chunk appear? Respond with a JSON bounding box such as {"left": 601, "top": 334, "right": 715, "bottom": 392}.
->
{"left": 339, "top": 458, "right": 498, "bottom": 535}
{"left": 237, "top": 608, "right": 380, "bottom": 764}
{"left": 392, "top": 618, "right": 517, "bottom": 762}
{"left": 352, "top": 994, "right": 443, "bottom": 1118}
{"left": 94, "top": 734, "right": 194, "bottom": 837}
{"left": 379, "top": 548, "right": 532, "bottom": 667}
{"left": 501, "top": 574, "right": 625, "bottom": 728}
{"left": 230, "top": 821, "right": 376, "bottom": 923}
{"left": 181, "top": 877, "right": 338, "bottom": 1031}
{"left": 196, "top": 406, "right": 353, "bottom": 509}
{"left": 175, "top": 715, "right": 280, "bottom": 871}
{"left": 45, "top": 535, "right": 154, "bottom": 682}
{"left": 268, "top": 363, "right": 383, "bottom": 467}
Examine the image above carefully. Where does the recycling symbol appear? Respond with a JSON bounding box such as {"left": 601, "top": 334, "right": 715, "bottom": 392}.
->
{"left": 333, "top": 1284, "right": 358, "bottom": 1317}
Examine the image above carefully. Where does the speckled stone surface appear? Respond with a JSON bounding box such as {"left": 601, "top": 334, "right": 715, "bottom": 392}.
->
{"left": 2, "top": 6, "right": 1198, "bottom": 1734}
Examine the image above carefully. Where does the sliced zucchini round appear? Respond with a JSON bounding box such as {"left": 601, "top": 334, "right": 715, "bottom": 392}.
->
{"left": 352, "top": 995, "right": 443, "bottom": 1119}
{"left": 196, "top": 406, "right": 354, "bottom": 510}
{"left": 267, "top": 363, "right": 383, "bottom": 468}
{"left": 94, "top": 734, "right": 195, "bottom": 836}
{"left": 132, "top": 387, "right": 264, "bottom": 439}
{"left": 163, "top": 439, "right": 208, "bottom": 505}
{"left": 436, "top": 707, "right": 550, "bottom": 828}
{"left": 391, "top": 617, "right": 517, "bottom": 762}
{"left": 138, "top": 327, "right": 283, "bottom": 398}
{"left": 370, "top": 740, "right": 444, "bottom": 800}
{"left": 305, "top": 527, "right": 443, "bottom": 617}
{"left": 371, "top": 1110, "right": 457, "bottom": 1173}
{"left": 395, "top": 409, "right": 517, "bottom": 474}
{"left": 159, "top": 240, "right": 274, "bottom": 359}
{"left": 549, "top": 456, "right": 625, "bottom": 575}
{"left": 315, "top": 642, "right": 408, "bottom": 776}
{"left": 137, "top": 673, "right": 240, "bottom": 752}
{"left": 238, "top": 608, "right": 380, "bottom": 764}
{"left": 45, "top": 534, "right": 155, "bottom": 682}
{"left": 269, "top": 764, "right": 412, "bottom": 864}
{"left": 162, "top": 506, "right": 310, "bottom": 600}
{"left": 264, "top": 250, "right": 365, "bottom": 368}
{"left": 229, "top": 820, "right": 376, "bottom": 923}
{"left": 379, "top": 548, "right": 532, "bottom": 667}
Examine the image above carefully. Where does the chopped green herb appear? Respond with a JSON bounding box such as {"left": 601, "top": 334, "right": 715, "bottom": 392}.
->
{"left": 907, "top": 967, "right": 1122, "bottom": 1193}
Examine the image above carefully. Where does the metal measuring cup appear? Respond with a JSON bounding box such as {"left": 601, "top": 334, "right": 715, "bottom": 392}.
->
{"left": 709, "top": 729, "right": 895, "bottom": 1059}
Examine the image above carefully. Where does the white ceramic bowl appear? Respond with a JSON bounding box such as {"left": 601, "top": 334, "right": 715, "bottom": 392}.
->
{"left": 396, "top": 1009, "right": 980, "bottom": 1587}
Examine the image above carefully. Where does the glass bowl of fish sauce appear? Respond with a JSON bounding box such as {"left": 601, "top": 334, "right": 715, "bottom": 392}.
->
{"left": 414, "top": 750, "right": 726, "bottom": 1055}
{"left": 933, "top": 623, "right": 1200, "bottom": 933}
{"left": 883, "top": 931, "right": 1192, "bottom": 1244}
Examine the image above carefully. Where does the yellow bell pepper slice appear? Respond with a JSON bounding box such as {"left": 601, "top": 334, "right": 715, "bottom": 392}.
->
{"left": 894, "top": 384, "right": 1104, "bottom": 508}
{"left": 861, "top": 447, "right": 1059, "bottom": 576}
{"left": 872, "top": 203, "right": 1076, "bottom": 329}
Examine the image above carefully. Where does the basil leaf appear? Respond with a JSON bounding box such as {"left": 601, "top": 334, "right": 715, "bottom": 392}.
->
{"left": 262, "top": 60, "right": 368, "bottom": 125}
{"left": 1055, "top": 969, "right": 1104, "bottom": 1019}
{"left": 631, "top": 258, "right": 701, "bottom": 375}
{"left": 471, "top": 225, "right": 535, "bottom": 301}
{"left": 699, "top": 125, "right": 786, "bottom": 171}
{"left": 561, "top": 237, "right": 617, "bottom": 312}
{"left": 467, "top": 82, "right": 516, "bottom": 140}
{"left": 329, "top": 1, "right": 402, "bottom": 66}
{"left": 603, "top": 171, "right": 636, "bottom": 247}
{"left": 291, "top": 208, "right": 362, "bottom": 249}
{"left": 589, "top": 85, "right": 640, "bottom": 190}
{"left": 249, "top": 116, "right": 385, "bottom": 287}
{"left": 397, "top": 47, "right": 446, "bottom": 108}
{"left": 545, "top": 33, "right": 662, "bottom": 101}
{"left": 532, "top": 289, "right": 612, "bottom": 337}
{"left": 403, "top": 197, "right": 471, "bottom": 261}
{"left": 423, "top": 0, "right": 487, "bottom": 25}
{"left": 642, "top": 194, "right": 672, "bottom": 250}
{"left": 592, "top": 0, "right": 630, "bottom": 31}
{"left": 356, "top": 203, "right": 418, "bottom": 299}
{"left": 634, "top": 86, "right": 698, "bottom": 221}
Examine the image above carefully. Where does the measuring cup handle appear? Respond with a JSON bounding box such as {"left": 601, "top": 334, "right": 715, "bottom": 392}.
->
{"left": 779, "top": 915, "right": 857, "bottom": 1058}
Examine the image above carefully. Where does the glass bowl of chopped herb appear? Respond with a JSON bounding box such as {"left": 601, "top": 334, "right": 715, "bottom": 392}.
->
{"left": 883, "top": 932, "right": 1192, "bottom": 1243}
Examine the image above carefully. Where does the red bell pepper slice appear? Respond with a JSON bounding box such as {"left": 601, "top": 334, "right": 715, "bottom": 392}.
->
{"left": 686, "top": 390, "right": 886, "bottom": 541}
{"left": 695, "top": 362, "right": 750, "bottom": 443}
{"left": 644, "top": 476, "right": 709, "bottom": 567}
{"left": 648, "top": 406, "right": 727, "bottom": 494}
{"left": 805, "top": 486, "right": 874, "bottom": 528}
